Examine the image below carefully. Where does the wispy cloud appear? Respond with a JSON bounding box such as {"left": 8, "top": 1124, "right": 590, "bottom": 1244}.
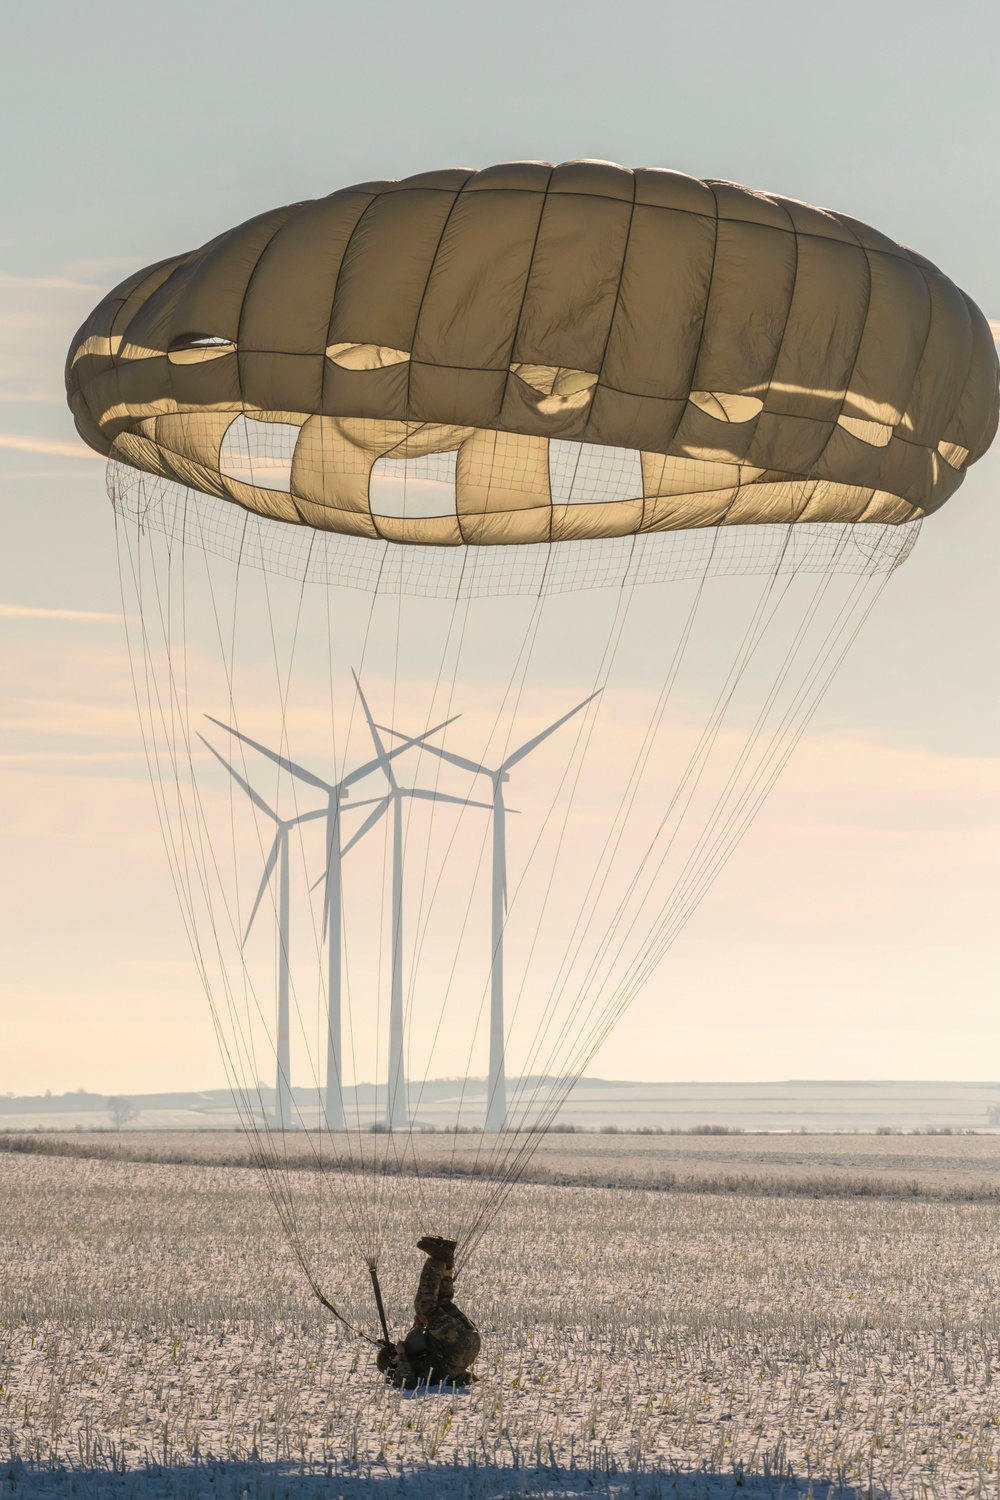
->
{"left": 0, "top": 268, "right": 107, "bottom": 410}
{"left": 62, "top": 256, "right": 138, "bottom": 284}
{"left": 0, "top": 468, "right": 104, "bottom": 481}
{"left": 0, "top": 751, "right": 146, "bottom": 765}
{"left": 0, "top": 604, "right": 121, "bottom": 623}
{"left": 0, "top": 391, "right": 64, "bottom": 405}
{"left": 0, "top": 270, "right": 104, "bottom": 292}
{"left": 0, "top": 434, "right": 102, "bottom": 460}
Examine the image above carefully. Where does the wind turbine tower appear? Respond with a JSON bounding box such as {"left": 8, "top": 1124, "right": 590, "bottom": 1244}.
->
{"left": 379, "top": 692, "right": 600, "bottom": 1132}
{"left": 205, "top": 711, "right": 459, "bottom": 1131}
{"left": 200, "top": 738, "right": 325, "bottom": 1130}
{"left": 351, "top": 675, "right": 493, "bottom": 1131}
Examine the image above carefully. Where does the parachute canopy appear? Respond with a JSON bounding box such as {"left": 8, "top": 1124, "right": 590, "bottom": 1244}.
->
{"left": 67, "top": 161, "right": 998, "bottom": 545}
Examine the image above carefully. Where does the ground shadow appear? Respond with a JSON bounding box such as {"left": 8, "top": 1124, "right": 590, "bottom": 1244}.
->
{"left": 2, "top": 1455, "right": 882, "bottom": 1499}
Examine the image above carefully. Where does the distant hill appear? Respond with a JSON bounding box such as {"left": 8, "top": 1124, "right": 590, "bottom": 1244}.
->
{"left": 3, "top": 1079, "right": 1000, "bottom": 1133}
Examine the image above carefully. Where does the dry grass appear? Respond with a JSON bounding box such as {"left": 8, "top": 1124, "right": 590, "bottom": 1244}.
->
{"left": 3, "top": 1151, "right": 1000, "bottom": 1497}
{"left": 4, "top": 1128, "right": 1000, "bottom": 1201}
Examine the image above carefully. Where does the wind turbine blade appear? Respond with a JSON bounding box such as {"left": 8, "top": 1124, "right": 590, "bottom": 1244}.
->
{"left": 349, "top": 672, "right": 395, "bottom": 787}
{"left": 383, "top": 715, "right": 462, "bottom": 762}
{"left": 340, "top": 795, "right": 390, "bottom": 856}
{"left": 500, "top": 690, "right": 603, "bottom": 772}
{"left": 341, "top": 712, "right": 458, "bottom": 792}
{"left": 199, "top": 735, "right": 278, "bottom": 822}
{"left": 375, "top": 724, "right": 487, "bottom": 777}
{"left": 243, "top": 833, "right": 281, "bottom": 945}
{"left": 400, "top": 788, "right": 493, "bottom": 810}
{"left": 204, "top": 716, "right": 332, "bottom": 793}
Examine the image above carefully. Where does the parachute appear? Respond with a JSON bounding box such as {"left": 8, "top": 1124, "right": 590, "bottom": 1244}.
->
{"left": 66, "top": 161, "right": 997, "bottom": 1329}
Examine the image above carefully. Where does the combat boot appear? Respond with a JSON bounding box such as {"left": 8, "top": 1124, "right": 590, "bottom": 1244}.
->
{"left": 417, "top": 1235, "right": 458, "bottom": 1265}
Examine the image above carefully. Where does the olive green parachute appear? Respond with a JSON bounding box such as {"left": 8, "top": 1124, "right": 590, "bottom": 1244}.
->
{"left": 66, "top": 160, "right": 997, "bottom": 545}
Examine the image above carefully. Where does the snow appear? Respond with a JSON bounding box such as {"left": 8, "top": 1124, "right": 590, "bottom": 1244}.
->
{"left": 3, "top": 1149, "right": 997, "bottom": 1498}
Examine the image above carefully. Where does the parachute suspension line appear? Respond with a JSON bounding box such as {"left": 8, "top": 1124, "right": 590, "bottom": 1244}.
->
{"left": 311, "top": 1284, "right": 381, "bottom": 1349}
{"left": 459, "top": 535, "right": 899, "bottom": 1256}
{"left": 435, "top": 533, "right": 631, "bottom": 1231}
{"left": 364, "top": 536, "right": 422, "bottom": 1260}
{"left": 409, "top": 526, "right": 796, "bottom": 1249}
{"left": 385, "top": 574, "right": 482, "bottom": 1236}
{"left": 258, "top": 546, "right": 388, "bottom": 1263}
{"left": 163, "top": 514, "right": 274, "bottom": 1160}
{"left": 268, "top": 516, "right": 469, "bottom": 1273}
{"left": 248, "top": 545, "right": 380, "bottom": 1263}
{"left": 315, "top": 602, "right": 357, "bottom": 1265}
{"left": 363, "top": 570, "right": 550, "bottom": 1238}
{"left": 158, "top": 528, "right": 328, "bottom": 1254}
{"left": 136, "top": 515, "right": 247, "bottom": 1061}
{"left": 559, "top": 577, "right": 849, "bottom": 1082}
{"left": 461, "top": 545, "right": 714, "bottom": 1233}
{"left": 355, "top": 564, "right": 412, "bottom": 1270}
{"left": 334, "top": 568, "right": 391, "bottom": 1270}
{"left": 354, "top": 535, "right": 569, "bottom": 1240}
{"left": 456, "top": 548, "right": 644, "bottom": 1214}
{"left": 116, "top": 512, "right": 216, "bottom": 1029}
{"left": 122, "top": 503, "right": 380, "bottom": 1291}
{"left": 191, "top": 512, "right": 288, "bottom": 1179}
{"left": 431, "top": 583, "right": 555, "bottom": 1224}
{"left": 328, "top": 543, "right": 557, "bottom": 1240}
{"left": 464, "top": 540, "right": 722, "bottom": 1230}
{"left": 459, "top": 531, "right": 700, "bottom": 1240}
{"left": 484, "top": 533, "right": 799, "bottom": 1193}
{"left": 502, "top": 532, "right": 717, "bottom": 1116}
{"left": 616, "top": 562, "right": 895, "bottom": 1017}
{"left": 397, "top": 556, "right": 470, "bottom": 1045}
{"left": 603, "top": 534, "right": 873, "bottom": 1006}
{"left": 298, "top": 557, "right": 414, "bottom": 1273}
{"left": 118, "top": 512, "right": 288, "bottom": 1219}
{"left": 359, "top": 566, "right": 402, "bottom": 1251}
{"left": 119, "top": 459, "right": 917, "bottom": 1298}
{"left": 466, "top": 559, "right": 902, "bottom": 1258}
{"left": 531, "top": 531, "right": 803, "bottom": 1038}
{"left": 538, "top": 532, "right": 821, "bottom": 1066}
{"left": 321, "top": 427, "right": 469, "bottom": 1257}
{"left": 262, "top": 559, "right": 325, "bottom": 1152}
{"left": 563, "top": 559, "right": 899, "bottom": 1092}
{"left": 295, "top": 525, "right": 480, "bottom": 1273}
{"left": 641, "top": 543, "right": 862, "bottom": 956}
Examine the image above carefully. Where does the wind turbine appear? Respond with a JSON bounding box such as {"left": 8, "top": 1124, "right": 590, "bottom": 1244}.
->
{"left": 203, "top": 708, "right": 465, "bottom": 1131}
{"left": 377, "top": 691, "right": 601, "bottom": 1131}
{"left": 200, "top": 738, "right": 326, "bottom": 1131}
{"left": 350, "top": 673, "right": 494, "bottom": 1131}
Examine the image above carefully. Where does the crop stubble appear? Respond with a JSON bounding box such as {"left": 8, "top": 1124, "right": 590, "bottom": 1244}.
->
{"left": 2, "top": 1149, "right": 999, "bottom": 1497}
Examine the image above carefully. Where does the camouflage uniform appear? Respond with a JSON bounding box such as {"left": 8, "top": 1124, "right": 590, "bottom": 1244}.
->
{"left": 388, "top": 1256, "right": 481, "bottom": 1389}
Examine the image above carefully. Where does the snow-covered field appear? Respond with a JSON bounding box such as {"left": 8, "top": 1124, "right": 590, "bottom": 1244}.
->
{"left": 3, "top": 1149, "right": 999, "bottom": 1498}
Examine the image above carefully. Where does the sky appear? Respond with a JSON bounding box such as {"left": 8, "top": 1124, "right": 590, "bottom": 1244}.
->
{"left": 1, "top": 0, "right": 998, "bottom": 1095}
